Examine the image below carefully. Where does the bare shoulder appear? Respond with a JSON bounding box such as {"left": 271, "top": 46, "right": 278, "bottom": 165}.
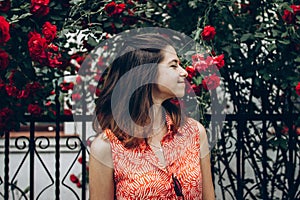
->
{"left": 90, "top": 132, "right": 113, "bottom": 168}
{"left": 89, "top": 132, "right": 115, "bottom": 199}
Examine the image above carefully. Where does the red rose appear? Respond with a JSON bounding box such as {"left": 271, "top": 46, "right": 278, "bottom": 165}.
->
{"left": 0, "top": 16, "right": 10, "bottom": 44}
{"left": 202, "top": 74, "right": 220, "bottom": 90}
{"left": 0, "top": 0, "right": 11, "bottom": 12}
{"left": 193, "top": 60, "right": 208, "bottom": 72}
{"left": 88, "top": 84, "right": 96, "bottom": 93}
{"left": 0, "top": 79, "right": 4, "bottom": 89}
{"left": 42, "top": 22, "right": 57, "bottom": 43}
{"left": 185, "top": 66, "right": 196, "bottom": 82}
{"left": 76, "top": 182, "right": 82, "bottom": 188}
{"left": 192, "top": 54, "right": 204, "bottom": 63}
{"left": 282, "top": 9, "right": 295, "bottom": 24}
{"left": 185, "top": 65, "right": 196, "bottom": 76}
{"left": 296, "top": 82, "right": 300, "bottom": 96}
{"left": 105, "top": 2, "right": 117, "bottom": 16}
{"left": 213, "top": 54, "right": 225, "bottom": 69}
{"left": 95, "top": 88, "right": 101, "bottom": 96}
{"left": 201, "top": 25, "right": 216, "bottom": 41}
{"left": 204, "top": 56, "right": 216, "bottom": 66}
{"left": 291, "top": 5, "right": 300, "bottom": 14}
{"left": 75, "top": 76, "right": 82, "bottom": 84}
{"left": 60, "top": 81, "right": 74, "bottom": 91}
{"left": 187, "top": 84, "right": 202, "bottom": 96}
{"left": 47, "top": 43, "right": 62, "bottom": 68}
{"left": 48, "top": 53, "right": 62, "bottom": 68}
{"left": 0, "top": 107, "right": 13, "bottom": 118}
{"left": 28, "top": 32, "right": 48, "bottom": 64}
{"left": 282, "top": 5, "right": 300, "bottom": 24}
{"left": 70, "top": 174, "right": 79, "bottom": 183}
{"left": 30, "top": 0, "right": 50, "bottom": 17}
{"left": 115, "top": 3, "right": 126, "bottom": 15}
{"left": 105, "top": 2, "right": 126, "bottom": 16}
{"left": 27, "top": 104, "right": 42, "bottom": 115}
{"left": 63, "top": 109, "right": 72, "bottom": 115}
{"left": 5, "top": 84, "right": 18, "bottom": 97}
{"left": 167, "top": 1, "right": 178, "bottom": 9}
{"left": 72, "top": 93, "right": 81, "bottom": 101}
{"left": 26, "top": 82, "right": 42, "bottom": 93}
{"left": 17, "top": 89, "right": 30, "bottom": 99}
{"left": 0, "top": 49, "right": 9, "bottom": 70}
{"left": 0, "top": 107, "right": 13, "bottom": 131}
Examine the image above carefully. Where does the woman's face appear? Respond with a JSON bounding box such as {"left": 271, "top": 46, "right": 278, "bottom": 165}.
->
{"left": 152, "top": 45, "right": 188, "bottom": 104}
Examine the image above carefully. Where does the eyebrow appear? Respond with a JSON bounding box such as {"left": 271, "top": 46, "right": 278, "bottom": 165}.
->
{"left": 168, "top": 59, "right": 180, "bottom": 64}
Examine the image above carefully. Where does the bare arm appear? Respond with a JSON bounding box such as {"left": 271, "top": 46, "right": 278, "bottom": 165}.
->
{"left": 89, "top": 134, "right": 115, "bottom": 200}
{"left": 201, "top": 154, "right": 215, "bottom": 200}
{"left": 197, "top": 122, "right": 215, "bottom": 200}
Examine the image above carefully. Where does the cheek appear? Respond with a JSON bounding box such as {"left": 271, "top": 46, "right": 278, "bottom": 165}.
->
{"left": 157, "top": 69, "right": 177, "bottom": 82}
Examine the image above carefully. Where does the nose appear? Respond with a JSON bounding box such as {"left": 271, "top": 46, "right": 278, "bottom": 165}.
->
{"left": 179, "top": 65, "right": 188, "bottom": 77}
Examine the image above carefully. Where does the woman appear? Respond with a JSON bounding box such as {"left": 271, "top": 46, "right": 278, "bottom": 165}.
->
{"left": 89, "top": 33, "right": 215, "bottom": 199}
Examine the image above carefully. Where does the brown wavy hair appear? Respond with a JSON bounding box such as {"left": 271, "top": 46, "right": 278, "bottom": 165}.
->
{"left": 94, "top": 34, "right": 184, "bottom": 148}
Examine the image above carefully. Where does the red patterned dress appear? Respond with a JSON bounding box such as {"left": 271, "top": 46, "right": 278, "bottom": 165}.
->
{"left": 104, "top": 117, "right": 206, "bottom": 199}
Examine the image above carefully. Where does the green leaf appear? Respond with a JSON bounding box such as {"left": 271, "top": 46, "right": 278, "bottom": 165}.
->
{"left": 50, "top": 15, "right": 63, "bottom": 21}
{"left": 294, "top": 57, "right": 300, "bottom": 63}
{"left": 281, "top": 32, "right": 288, "bottom": 38}
{"left": 267, "top": 43, "right": 277, "bottom": 52}
{"left": 23, "top": 186, "right": 30, "bottom": 194}
{"left": 278, "top": 40, "right": 290, "bottom": 45}
{"left": 279, "top": 2, "right": 292, "bottom": 12}
{"left": 114, "top": 22, "right": 123, "bottom": 29}
{"left": 18, "top": 13, "right": 32, "bottom": 20}
{"left": 194, "top": 28, "right": 202, "bottom": 41}
{"left": 271, "top": 29, "right": 281, "bottom": 37}
{"left": 145, "top": 11, "right": 152, "bottom": 18}
{"left": 254, "top": 32, "right": 265, "bottom": 38}
{"left": 87, "top": 36, "right": 98, "bottom": 47}
{"left": 262, "top": 73, "right": 271, "bottom": 81}
{"left": 240, "top": 33, "right": 255, "bottom": 42}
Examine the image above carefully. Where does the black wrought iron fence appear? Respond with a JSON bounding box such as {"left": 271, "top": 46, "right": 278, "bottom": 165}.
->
{"left": 1, "top": 113, "right": 299, "bottom": 200}
{"left": 1, "top": 114, "right": 89, "bottom": 200}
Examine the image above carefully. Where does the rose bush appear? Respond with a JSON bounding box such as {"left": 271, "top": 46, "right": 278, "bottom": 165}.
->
{"left": 60, "top": 0, "right": 299, "bottom": 197}
{"left": 0, "top": 0, "right": 73, "bottom": 134}
{"left": 0, "top": 0, "right": 298, "bottom": 133}
{"left": 0, "top": 0, "right": 299, "bottom": 197}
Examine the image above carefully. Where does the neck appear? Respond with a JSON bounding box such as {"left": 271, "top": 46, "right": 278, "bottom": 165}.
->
{"left": 150, "top": 104, "right": 163, "bottom": 124}
{"left": 148, "top": 104, "right": 166, "bottom": 136}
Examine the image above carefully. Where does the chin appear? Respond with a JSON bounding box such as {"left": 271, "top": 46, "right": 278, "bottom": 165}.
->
{"left": 175, "top": 92, "right": 185, "bottom": 98}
